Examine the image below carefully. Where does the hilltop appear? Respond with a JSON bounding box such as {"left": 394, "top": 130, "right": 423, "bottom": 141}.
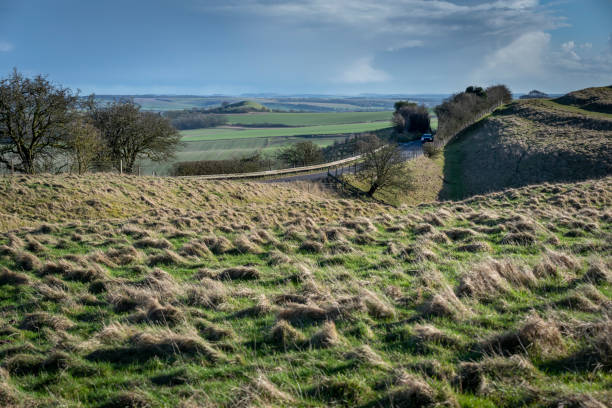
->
{"left": 209, "top": 100, "right": 271, "bottom": 114}
{"left": 440, "top": 90, "right": 612, "bottom": 199}
{"left": 555, "top": 85, "right": 612, "bottom": 114}
{"left": 0, "top": 173, "right": 610, "bottom": 407}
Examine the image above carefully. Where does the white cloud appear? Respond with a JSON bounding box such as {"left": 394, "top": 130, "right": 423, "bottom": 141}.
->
{"left": 475, "top": 31, "right": 550, "bottom": 80}
{"left": 339, "top": 57, "right": 390, "bottom": 83}
{"left": 0, "top": 41, "right": 13, "bottom": 52}
{"left": 561, "top": 40, "right": 580, "bottom": 60}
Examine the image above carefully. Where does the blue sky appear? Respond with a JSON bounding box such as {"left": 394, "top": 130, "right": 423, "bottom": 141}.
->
{"left": 0, "top": 0, "right": 610, "bottom": 95}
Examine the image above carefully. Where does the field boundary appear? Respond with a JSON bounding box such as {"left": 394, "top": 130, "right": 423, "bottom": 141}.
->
{"left": 178, "top": 153, "right": 367, "bottom": 180}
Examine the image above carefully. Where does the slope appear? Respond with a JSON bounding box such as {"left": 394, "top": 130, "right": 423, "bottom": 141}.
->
{"left": 0, "top": 174, "right": 610, "bottom": 408}
{"left": 440, "top": 96, "right": 612, "bottom": 199}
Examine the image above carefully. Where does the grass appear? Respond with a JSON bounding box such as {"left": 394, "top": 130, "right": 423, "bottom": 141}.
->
{"left": 224, "top": 111, "right": 393, "bottom": 126}
{"left": 436, "top": 98, "right": 612, "bottom": 199}
{"left": 0, "top": 173, "right": 610, "bottom": 407}
{"left": 180, "top": 122, "right": 392, "bottom": 141}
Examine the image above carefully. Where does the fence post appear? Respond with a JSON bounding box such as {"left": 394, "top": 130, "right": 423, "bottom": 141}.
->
{"left": 120, "top": 160, "right": 123, "bottom": 175}
{"left": 138, "top": 166, "right": 141, "bottom": 176}
{"left": 10, "top": 160, "right": 14, "bottom": 176}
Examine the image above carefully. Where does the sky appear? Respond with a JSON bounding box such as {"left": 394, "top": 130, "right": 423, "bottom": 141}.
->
{"left": 0, "top": 0, "right": 611, "bottom": 95}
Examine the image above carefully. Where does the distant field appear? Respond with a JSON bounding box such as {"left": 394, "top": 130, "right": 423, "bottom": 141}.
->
{"left": 145, "top": 135, "right": 349, "bottom": 175}
{"left": 180, "top": 121, "right": 392, "bottom": 141}
{"left": 225, "top": 111, "right": 392, "bottom": 126}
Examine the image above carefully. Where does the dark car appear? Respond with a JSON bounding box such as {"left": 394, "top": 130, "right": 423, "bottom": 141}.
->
{"left": 421, "top": 133, "right": 433, "bottom": 143}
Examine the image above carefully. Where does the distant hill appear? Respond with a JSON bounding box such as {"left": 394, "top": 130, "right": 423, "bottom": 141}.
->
{"left": 440, "top": 86, "right": 612, "bottom": 199}
{"left": 520, "top": 89, "right": 549, "bottom": 99}
{"left": 209, "top": 100, "right": 271, "bottom": 113}
{"left": 554, "top": 85, "right": 612, "bottom": 114}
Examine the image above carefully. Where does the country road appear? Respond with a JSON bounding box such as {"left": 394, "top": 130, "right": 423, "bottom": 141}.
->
{"left": 264, "top": 140, "right": 423, "bottom": 183}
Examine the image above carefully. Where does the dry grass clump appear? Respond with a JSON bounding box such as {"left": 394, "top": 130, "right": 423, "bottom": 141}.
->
{"left": 557, "top": 284, "right": 608, "bottom": 312}
{"left": 130, "top": 299, "right": 184, "bottom": 326}
{"left": 147, "top": 249, "right": 186, "bottom": 266}
{"left": 202, "top": 236, "right": 233, "bottom": 254}
{"left": 534, "top": 250, "right": 580, "bottom": 279}
{"left": 299, "top": 240, "right": 324, "bottom": 253}
{"left": 106, "top": 245, "right": 143, "bottom": 265}
{"left": 414, "top": 223, "right": 436, "bottom": 235}
{"left": 501, "top": 232, "right": 536, "bottom": 246}
{"left": 216, "top": 266, "right": 260, "bottom": 280}
{"left": 267, "top": 320, "right": 306, "bottom": 348}
{"left": 342, "top": 217, "right": 375, "bottom": 233}
{"left": 344, "top": 345, "right": 389, "bottom": 368}
{"left": 310, "top": 321, "right": 341, "bottom": 348}
{"left": 19, "top": 312, "right": 74, "bottom": 331}
{"left": 194, "top": 319, "right": 235, "bottom": 342}
{"left": 179, "top": 240, "right": 211, "bottom": 258}
{"left": 267, "top": 249, "right": 291, "bottom": 265}
{"left": 457, "top": 259, "right": 534, "bottom": 300}
{"left": 455, "top": 355, "right": 537, "bottom": 394}
{"left": 12, "top": 251, "right": 41, "bottom": 271}
{"left": 232, "top": 373, "right": 295, "bottom": 408}
{"left": 185, "top": 278, "right": 227, "bottom": 309}
{"left": 361, "top": 289, "right": 396, "bottom": 319}
{"left": 88, "top": 329, "right": 223, "bottom": 363}
{"left": 457, "top": 241, "right": 491, "bottom": 253}
{"left": 483, "top": 314, "right": 564, "bottom": 356}
{"left": 445, "top": 228, "right": 478, "bottom": 241}
{"left": 583, "top": 258, "right": 611, "bottom": 284}
{"left": 133, "top": 237, "right": 173, "bottom": 250}
{"left": 24, "top": 235, "right": 46, "bottom": 253}
{"left": 413, "top": 324, "right": 461, "bottom": 348}
{"left": 278, "top": 302, "right": 328, "bottom": 324}
{"left": 4, "top": 351, "right": 73, "bottom": 376}
{"left": 421, "top": 286, "right": 471, "bottom": 319}
{"left": 385, "top": 374, "right": 446, "bottom": 408}
{"left": 233, "top": 234, "right": 262, "bottom": 254}
{"left": 0, "top": 267, "right": 30, "bottom": 286}
{"left": 98, "top": 391, "right": 153, "bottom": 408}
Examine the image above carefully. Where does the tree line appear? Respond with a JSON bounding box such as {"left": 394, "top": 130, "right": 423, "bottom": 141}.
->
{"left": 0, "top": 70, "right": 180, "bottom": 174}
{"left": 434, "top": 85, "right": 512, "bottom": 145}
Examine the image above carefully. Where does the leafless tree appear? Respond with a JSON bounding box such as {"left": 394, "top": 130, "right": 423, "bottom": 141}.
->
{"left": 0, "top": 69, "right": 79, "bottom": 173}
{"left": 88, "top": 98, "right": 181, "bottom": 173}
{"left": 65, "top": 118, "right": 105, "bottom": 174}
{"left": 356, "top": 135, "right": 409, "bottom": 197}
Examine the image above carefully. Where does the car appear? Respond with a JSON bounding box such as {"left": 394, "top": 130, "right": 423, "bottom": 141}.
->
{"left": 421, "top": 133, "right": 434, "bottom": 143}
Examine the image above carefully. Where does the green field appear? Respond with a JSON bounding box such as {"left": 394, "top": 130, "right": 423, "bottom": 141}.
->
{"left": 225, "top": 111, "right": 393, "bottom": 126}
{"left": 181, "top": 121, "right": 391, "bottom": 141}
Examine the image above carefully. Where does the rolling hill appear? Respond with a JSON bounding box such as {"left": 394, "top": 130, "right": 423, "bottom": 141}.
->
{"left": 0, "top": 173, "right": 610, "bottom": 407}
{"left": 440, "top": 87, "right": 612, "bottom": 199}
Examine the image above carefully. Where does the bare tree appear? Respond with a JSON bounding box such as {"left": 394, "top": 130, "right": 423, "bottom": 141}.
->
{"left": 65, "top": 118, "right": 104, "bottom": 174}
{"left": 277, "top": 141, "right": 323, "bottom": 167}
{"left": 356, "top": 135, "right": 409, "bottom": 197}
{"left": 0, "top": 69, "right": 79, "bottom": 173}
{"left": 88, "top": 99, "right": 181, "bottom": 173}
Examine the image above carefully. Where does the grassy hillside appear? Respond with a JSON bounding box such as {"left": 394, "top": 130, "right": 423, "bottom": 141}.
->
{"left": 439, "top": 97, "right": 612, "bottom": 199}
{"left": 0, "top": 174, "right": 610, "bottom": 407}
{"left": 211, "top": 101, "right": 271, "bottom": 113}
{"left": 555, "top": 85, "right": 612, "bottom": 114}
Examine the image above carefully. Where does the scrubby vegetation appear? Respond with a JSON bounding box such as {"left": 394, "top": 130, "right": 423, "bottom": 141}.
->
{"left": 0, "top": 173, "right": 610, "bottom": 407}
{"left": 441, "top": 94, "right": 612, "bottom": 199}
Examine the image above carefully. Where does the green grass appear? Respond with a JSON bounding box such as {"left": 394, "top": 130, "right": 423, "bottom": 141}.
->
{"left": 0, "top": 174, "right": 610, "bottom": 407}
{"left": 540, "top": 99, "right": 612, "bottom": 119}
{"left": 224, "top": 111, "right": 393, "bottom": 126}
{"left": 180, "top": 122, "right": 392, "bottom": 141}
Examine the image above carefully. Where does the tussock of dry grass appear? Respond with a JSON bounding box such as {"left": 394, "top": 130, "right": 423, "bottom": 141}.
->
{"left": 216, "top": 266, "right": 260, "bottom": 280}
{"left": 482, "top": 314, "right": 564, "bottom": 356}
{"left": 310, "top": 321, "right": 341, "bottom": 348}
